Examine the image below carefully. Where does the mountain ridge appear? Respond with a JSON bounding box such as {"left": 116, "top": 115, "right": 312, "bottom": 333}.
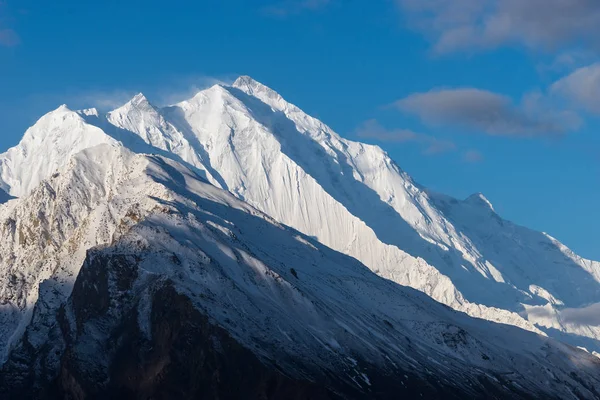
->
{"left": 1, "top": 144, "right": 599, "bottom": 398}
{"left": 1, "top": 76, "right": 599, "bottom": 356}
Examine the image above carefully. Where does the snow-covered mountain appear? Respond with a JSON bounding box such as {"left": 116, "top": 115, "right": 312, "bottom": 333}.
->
{"left": 1, "top": 144, "right": 600, "bottom": 399}
{"left": 0, "top": 105, "right": 118, "bottom": 196}
{"left": 1, "top": 77, "right": 599, "bottom": 357}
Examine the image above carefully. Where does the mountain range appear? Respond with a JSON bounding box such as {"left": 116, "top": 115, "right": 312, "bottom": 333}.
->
{"left": 0, "top": 76, "right": 599, "bottom": 398}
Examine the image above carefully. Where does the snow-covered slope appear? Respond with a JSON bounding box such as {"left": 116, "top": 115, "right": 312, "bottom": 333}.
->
{"left": 1, "top": 76, "right": 599, "bottom": 356}
{"left": 1, "top": 145, "right": 600, "bottom": 399}
{"left": 0, "top": 105, "right": 119, "bottom": 197}
{"left": 106, "top": 93, "right": 206, "bottom": 172}
{"left": 109, "top": 77, "right": 600, "bottom": 351}
{"left": 0, "top": 145, "right": 157, "bottom": 360}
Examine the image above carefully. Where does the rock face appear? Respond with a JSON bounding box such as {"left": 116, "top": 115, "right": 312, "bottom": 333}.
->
{"left": 13, "top": 256, "right": 338, "bottom": 400}
{"left": 0, "top": 255, "right": 472, "bottom": 400}
{"left": 0, "top": 145, "right": 600, "bottom": 399}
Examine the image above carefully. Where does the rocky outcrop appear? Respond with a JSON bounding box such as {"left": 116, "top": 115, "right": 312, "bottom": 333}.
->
{"left": 0, "top": 250, "right": 541, "bottom": 400}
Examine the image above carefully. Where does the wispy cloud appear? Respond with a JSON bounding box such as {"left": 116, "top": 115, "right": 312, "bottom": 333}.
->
{"left": 27, "top": 89, "right": 138, "bottom": 112}
{"left": 0, "top": 28, "right": 19, "bottom": 46}
{"left": 561, "top": 303, "right": 600, "bottom": 326}
{"left": 462, "top": 150, "right": 484, "bottom": 163}
{"left": 153, "top": 74, "right": 234, "bottom": 106}
{"left": 550, "top": 63, "right": 600, "bottom": 115}
{"left": 26, "top": 74, "right": 233, "bottom": 113}
{"left": 396, "top": 0, "right": 600, "bottom": 54}
{"left": 71, "top": 90, "right": 139, "bottom": 110}
{"left": 395, "top": 88, "right": 578, "bottom": 137}
{"left": 539, "top": 50, "right": 597, "bottom": 75}
{"left": 356, "top": 119, "right": 456, "bottom": 155}
{"left": 262, "top": 0, "right": 331, "bottom": 17}
{"left": 0, "top": 2, "right": 20, "bottom": 47}
{"left": 529, "top": 302, "right": 600, "bottom": 326}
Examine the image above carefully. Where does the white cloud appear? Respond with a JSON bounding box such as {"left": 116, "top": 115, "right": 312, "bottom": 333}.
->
{"left": 462, "top": 150, "right": 484, "bottom": 163}
{"left": 397, "top": 0, "right": 600, "bottom": 54}
{"left": 0, "top": 28, "right": 19, "bottom": 47}
{"left": 561, "top": 303, "right": 600, "bottom": 326}
{"left": 356, "top": 119, "right": 456, "bottom": 155}
{"left": 549, "top": 50, "right": 596, "bottom": 72}
{"left": 531, "top": 302, "right": 600, "bottom": 326}
{"left": 395, "top": 88, "right": 578, "bottom": 137}
{"left": 551, "top": 63, "right": 600, "bottom": 114}
{"left": 152, "top": 75, "right": 233, "bottom": 106}
{"left": 28, "top": 74, "right": 231, "bottom": 112}
{"left": 70, "top": 90, "right": 138, "bottom": 110}
{"left": 0, "top": 2, "right": 20, "bottom": 47}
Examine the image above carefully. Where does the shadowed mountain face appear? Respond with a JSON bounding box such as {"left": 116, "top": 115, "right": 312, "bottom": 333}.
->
{"left": 1, "top": 76, "right": 597, "bottom": 353}
{"left": 1, "top": 145, "right": 599, "bottom": 399}
{"left": 0, "top": 256, "right": 518, "bottom": 400}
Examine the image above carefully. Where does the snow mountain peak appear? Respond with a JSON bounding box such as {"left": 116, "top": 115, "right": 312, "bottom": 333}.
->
{"left": 112, "top": 92, "right": 154, "bottom": 113}
{"left": 231, "top": 75, "right": 294, "bottom": 113}
{"left": 232, "top": 74, "right": 265, "bottom": 90}
{"left": 465, "top": 192, "right": 495, "bottom": 211}
{"left": 0, "top": 105, "right": 117, "bottom": 196}
{"left": 131, "top": 91, "right": 148, "bottom": 101}
{"left": 125, "top": 92, "right": 151, "bottom": 107}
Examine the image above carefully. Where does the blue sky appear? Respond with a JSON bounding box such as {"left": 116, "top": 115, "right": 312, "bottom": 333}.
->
{"left": 0, "top": 0, "right": 599, "bottom": 258}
